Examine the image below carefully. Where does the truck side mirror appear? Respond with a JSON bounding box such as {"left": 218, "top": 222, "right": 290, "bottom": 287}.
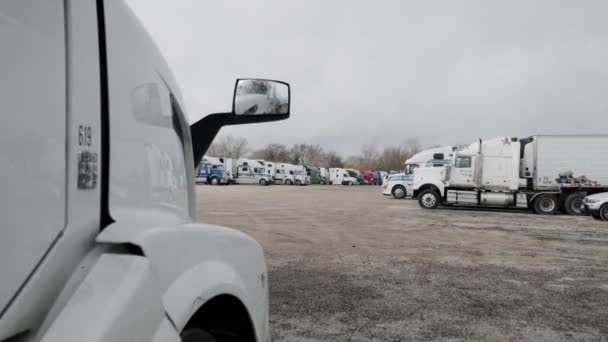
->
{"left": 190, "top": 79, "right": 290, "bottom": 166}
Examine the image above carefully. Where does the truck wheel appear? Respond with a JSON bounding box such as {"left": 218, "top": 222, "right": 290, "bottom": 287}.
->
{"left": 181, "top": 328, "right": 216, "bottom": 342}
{"left": 296, "top": 180, "right": 302, "bottom": 185}
{"left": 564, "top": 192, "right": 585, "bottom": 216}
{"left": 320, "top": 180, "right": 325, "bottom": 185}
{"left": 391, "top": 185, "right": 406, "bottom": 199}
{"left": 533, "top": 194, "right": 558, "bottom": 215}
{"left": 285, "top": 179, "right": 293, "bottom": 185}
{"left": 418, "top": 189, "right": 440, "bottom": 209}
{"left": 259, "top": 179, "right": 267, "bottom": 185}
{"left": 210, "top": 177, "right": 220, "bottom": 185}
{"left": 348, "top": 181, "right": 354, "bottom": 186}
{"left": 600, "top": 204, "right": 608, "bottom": 221}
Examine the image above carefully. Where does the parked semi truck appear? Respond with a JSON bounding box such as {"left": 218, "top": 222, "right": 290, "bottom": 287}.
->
{"left": 413, "top": 136, "right": 608, "bottom": 215}
{"left": 305, "top": 165, "right": 330, "bottom": 184}
{"left": 329, "top": 168, "right": 358, "bottom": 185}
{"left": 196, "top": 156, "right": 229, "bottom": 185}
{"left": 346, "top": 169, "right": 365, "bottom": 184}
{"left": 0, "top": 1, "right": 291, "bottom": 341}
{"left": 236, "top": 158, "right": 273, "bottom": 185}
{"left": 382, "top": 146, "right": 454, "bottom": 199}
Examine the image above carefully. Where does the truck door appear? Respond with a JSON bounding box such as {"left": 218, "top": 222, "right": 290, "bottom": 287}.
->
{"left": 0, "top": 0, "right": 67, "bottom": 313}
{"left": 449, "top": 156, "right": 475, "bottom": 188}
{"left": 238, "top": 166, "right": 253, "bottom": 183}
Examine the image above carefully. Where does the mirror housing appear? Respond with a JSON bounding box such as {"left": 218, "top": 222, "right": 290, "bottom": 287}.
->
{"left": 190, "top": 79, "right": 290, "bottom": 166}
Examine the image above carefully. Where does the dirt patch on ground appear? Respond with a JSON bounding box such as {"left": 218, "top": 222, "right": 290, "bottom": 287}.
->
{"left": 198, "top": 185, "right": 608, "bottom": 341}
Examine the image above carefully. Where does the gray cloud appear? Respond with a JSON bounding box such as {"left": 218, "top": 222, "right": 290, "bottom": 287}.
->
{"left": 128, "top": 0, "right": 608, "bottom": 155}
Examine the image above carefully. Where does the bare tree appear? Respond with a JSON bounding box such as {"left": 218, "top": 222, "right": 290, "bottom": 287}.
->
{"left": 321, "top": 150, "right": 343, "bottom": 168}
{"left": 303, "top": 144, "right": 324, "bottom": 166}
{"left": 207, "top": 135, "right": 249, "bottom": 159}
{"left": 250, "top": 143, "right": 291, "bottom": 162}
{"left": 360, "top": 142, "right": 378, "bottom": 170}
{"left": 289, "top": 144, "right": 307, "bottom": 164}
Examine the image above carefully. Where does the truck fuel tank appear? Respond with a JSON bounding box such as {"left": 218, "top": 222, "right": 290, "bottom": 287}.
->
{"left": 480, "top": 192, "right": 514, "bottom": 206}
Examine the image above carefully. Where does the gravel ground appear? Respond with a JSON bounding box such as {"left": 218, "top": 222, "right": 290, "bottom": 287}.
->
{"left": 197, "top": 185, "right": 608, "bottom": 342}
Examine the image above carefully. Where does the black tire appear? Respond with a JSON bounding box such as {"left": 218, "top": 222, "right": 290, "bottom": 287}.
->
{"left": 181, "top": 328, "right": 216, "bottom": 342}
{"left": 418, "top": 189, "right": 440, "bottom": 209}
{"left": 296, "top": 180, "right": 302, "bottom": 186}
{"left": 600, "top": 203, "right": 608, "bottom": 221}
{"left": 533, "top": 194, "right": 559, "bottom": 215}
{"left": 391, "top": 185, "right": 406, "bottom": 199}
{"left": 259, "top": 178, "right": 267, "bottom": 185}
{"left": 564, "top": 192, "right": 585, "bottom": 216}
{"left": 210, "top": 177, "right": 220, "bottom": 185}
{"left": 285, "top": 179, "right": 293, "bottom": 185}
{"left": 348, "top": 181, "right": 354, "bottom": 186}
{"left": 320, "top": 180, "right": 325, "bottom": 185}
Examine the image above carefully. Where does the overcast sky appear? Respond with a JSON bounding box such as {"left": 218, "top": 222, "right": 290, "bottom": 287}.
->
{"left": 127, "top": 0, "right": 608, "bottom": 155}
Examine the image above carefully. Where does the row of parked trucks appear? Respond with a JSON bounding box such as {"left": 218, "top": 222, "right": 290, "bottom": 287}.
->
{"left": 383, "top": 135, "right": 608, "bottom": 216}
{"left": 196, "top": 157, "right": 311, "bottom": 185}
{"left": 197, "top": 156, "right": 391, "bottom": 186}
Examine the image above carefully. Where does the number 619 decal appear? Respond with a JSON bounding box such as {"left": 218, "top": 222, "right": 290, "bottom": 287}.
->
{"left": 78, "top": 125, "right": 92, "bottom": 146}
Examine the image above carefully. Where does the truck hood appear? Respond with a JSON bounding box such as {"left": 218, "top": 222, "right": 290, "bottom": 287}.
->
{"left": 585, "top": 192, "right": 608, "bottom": 201}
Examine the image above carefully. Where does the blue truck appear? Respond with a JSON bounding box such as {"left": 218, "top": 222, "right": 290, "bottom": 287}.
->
{"left": 196, "top": 157, "right": 229, "bottom": 185}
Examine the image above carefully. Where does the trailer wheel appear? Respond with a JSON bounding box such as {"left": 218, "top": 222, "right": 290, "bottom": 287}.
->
{"left": 418, "top": 189, "right": 440, "bottom": 209}
{"left": 533, "top": 194, "right": 558, "bottom": 215}
{"left": 600, "top": 204, "right": 608, "bottom": 221}
{"left": 391, "top": 185, "right": 406, "bottom": 199}
{"left": 181, "top": 328, "right": 216, "bottom": 342}
{"left": 259, "top": 179, "right": 267, "bottom": 185}
{"left": 563, "top": 192, "right": 585, "bottom": 216}
{"left": 210, "top": 177, "right": 220, "bottom": 185}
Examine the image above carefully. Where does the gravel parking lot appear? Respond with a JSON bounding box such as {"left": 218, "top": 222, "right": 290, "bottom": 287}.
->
{"left": 197, "top": 185, "right": 608, "bottom": 342}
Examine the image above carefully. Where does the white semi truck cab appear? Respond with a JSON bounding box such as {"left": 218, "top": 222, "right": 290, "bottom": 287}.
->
{"left": 382, "top": 146, "right": 454, "bottom": 199}
{"left": 413, "top": 136, "right": 608, "bottom": 215}
{"left": 1, "top": 1, "right": 291, "bottom": 341}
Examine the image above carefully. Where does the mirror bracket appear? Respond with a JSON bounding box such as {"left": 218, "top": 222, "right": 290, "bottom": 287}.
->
{"left": 190, "top": 112, "right": 288, "bottom": 166}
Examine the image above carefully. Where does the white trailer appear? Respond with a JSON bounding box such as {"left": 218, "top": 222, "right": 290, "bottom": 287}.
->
{"left": 413, "top": 136, "right": 608, "bottom": 215}
{"left": 0, "top": 2, "right": 291, "bottom": 340}
{"left": 329, "top": 168, "right": 357, "bottom": 185}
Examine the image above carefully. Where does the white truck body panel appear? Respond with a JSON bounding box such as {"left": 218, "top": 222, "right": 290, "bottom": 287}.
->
{"left": 329, "top": 168, "right": 357, "bottom": 185}
{"left": 40, "top": 254, "right": 166, "bottom": 342}
{"left": 0, "top": 0, "right": 67, "bottom": 315}
{"left": 529, "top": 135, "right": 608, "bottom": 189}
{"left": 1, "top": 0, "right": 272, "bottom": 340}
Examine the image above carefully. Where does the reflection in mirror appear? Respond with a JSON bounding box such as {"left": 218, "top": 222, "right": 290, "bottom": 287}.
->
{"left": 234, "top": 79, "right": 289, "bottom": 115}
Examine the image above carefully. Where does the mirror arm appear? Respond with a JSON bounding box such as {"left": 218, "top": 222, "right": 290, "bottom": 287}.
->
{"left": 190, "top": 113, "right": 289, "bottom": 168}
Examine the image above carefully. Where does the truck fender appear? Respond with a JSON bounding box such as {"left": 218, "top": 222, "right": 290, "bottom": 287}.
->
{"left": 40, "top": 254, "right": 169, "bottom": 342}
{"left": 97, "top": 221, "right": 268, "bottom": 341}
{"left": 414, "top": 181, "right": 445, "bottom": 197}
{"left": 162, "top": 260, "right": 251, "bottom": 332}
{"left": 529, "top": 192, "right": 560, "bottom": 205}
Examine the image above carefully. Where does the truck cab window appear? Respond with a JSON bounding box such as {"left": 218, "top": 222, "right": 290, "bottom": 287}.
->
{"left": 455, "top": 156, "right": 472, "bottom": 168}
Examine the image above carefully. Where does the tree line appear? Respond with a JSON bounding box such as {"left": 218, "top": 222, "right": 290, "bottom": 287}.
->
{"left": 207, "top": 134, "right": 424, "bottom": 171}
